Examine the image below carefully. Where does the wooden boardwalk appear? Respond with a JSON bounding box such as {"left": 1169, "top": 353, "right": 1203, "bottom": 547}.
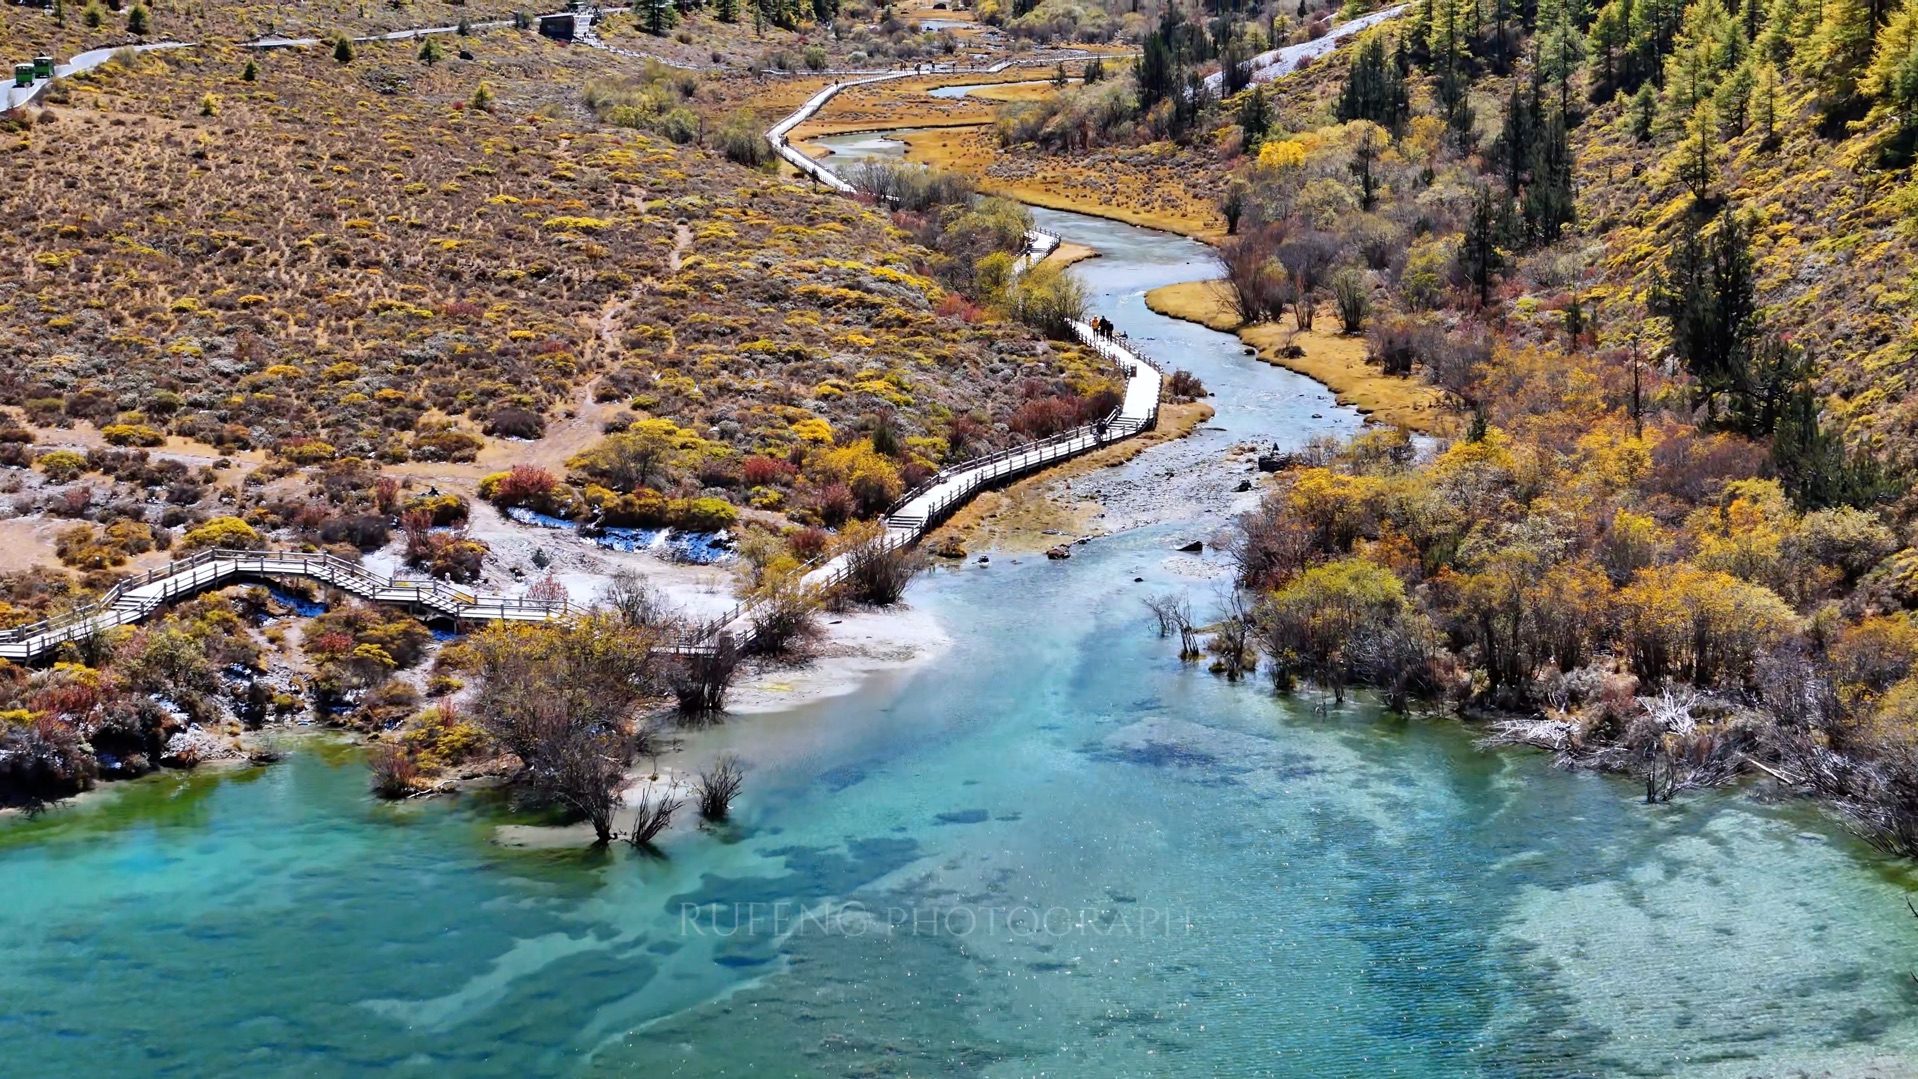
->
{"left": 0, "top": 549, "right": 568, "bottom": 663}
{"left": 1, "top": 40, "right": 1174, "bottom": 664}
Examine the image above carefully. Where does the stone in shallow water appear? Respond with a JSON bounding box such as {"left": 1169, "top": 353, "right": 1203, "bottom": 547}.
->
{"left": 933, "top": 809, "right": 990, "bottom": 825}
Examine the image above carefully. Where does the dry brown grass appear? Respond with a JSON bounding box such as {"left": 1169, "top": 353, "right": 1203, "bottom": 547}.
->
{"left": 786, "top": 68, "right": 1070, "bottom": 141}
{"left": 1145, "top": 281, "right": 1449, "bottom": 434}
{"left": 0, "top": 33, "right": 1095, "bottom": 525}
{"left": 894, "top": 125, "right": 1226, "bottom": 240}
{"left": 1040, "top": 241, "right": 1097, "bottom": 268}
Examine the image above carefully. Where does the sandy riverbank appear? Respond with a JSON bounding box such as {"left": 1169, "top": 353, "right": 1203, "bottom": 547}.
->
{"left": 727, "top": 601, "right": 952, "bottom": 715}
{"left": 1144, "top": 280, "right": 1451, "bottom": 435}
{"left": 1040, "top": 241, "right": 1098, "bottom": 268}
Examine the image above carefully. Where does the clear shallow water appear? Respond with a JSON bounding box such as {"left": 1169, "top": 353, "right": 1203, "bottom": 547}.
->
{"left": 4, "top": 197, "right": 1918, "bottom": 1079}
{"left": 926, "top": 79, "right": 1063, "bottom": 98}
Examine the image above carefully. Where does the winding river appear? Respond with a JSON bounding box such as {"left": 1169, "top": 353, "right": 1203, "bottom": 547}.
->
{"left": 4, "top": 140, "right": 1918, "bottom": 1078}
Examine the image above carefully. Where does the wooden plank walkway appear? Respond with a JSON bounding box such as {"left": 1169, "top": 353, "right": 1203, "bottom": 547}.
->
{"left": 0, "top": 549, "right": 568, "bottom": 662}
{"left": 1, "top": 38, "right": 1176, "bottom": 664}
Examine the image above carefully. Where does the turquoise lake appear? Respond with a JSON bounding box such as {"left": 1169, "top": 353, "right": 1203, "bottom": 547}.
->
{"left": 3, "top": 190, "right": 1916, "bottom": 1078}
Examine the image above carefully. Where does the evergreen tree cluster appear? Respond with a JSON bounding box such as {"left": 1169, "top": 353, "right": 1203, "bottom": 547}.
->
{"left": 1136, "top": 6, "right": 1219, "bottom": 137}
{"left": 1335, "top": 34, "right": 1412, "bottom": 131}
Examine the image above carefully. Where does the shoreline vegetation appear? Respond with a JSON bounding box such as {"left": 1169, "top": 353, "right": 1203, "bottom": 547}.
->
{"left": 929, "top": 398, "right": 1216, "bottom": 554}
{"left": 1144, "top": 280, "right": 1450, "bottom": 434}
{"left": 891, "top": 125, "right": 1227, "bottom": 239}
{"left": 0, "top": 31, "right": 1212, "bottom": 841}
{"left": 795, "top": 0, "right": 1918, "bottom": 859}
{"left": 9, "top": 0, "right": 1918, "bottom": 873}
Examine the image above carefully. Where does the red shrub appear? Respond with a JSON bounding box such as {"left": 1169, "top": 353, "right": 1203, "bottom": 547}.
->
{"left": 947, "top": 414, "right": 987, "bottom": 455}
{"left": 1008, "top": 397, "right": 1081, "bottom": 439}
{"left": 53, "top": 487, "right": 95, "bottom": 518}
{"left": 497, "top": 464, "right": 558, "bottom": 504}
{"left": 934, "top": 294, "right": 986, "bottom": 323}
{"left": 815, "top": 484, "right": 855, "bottom": 528}
{"left": 310, "top": 631, "right": 355, "bottom": 658}
{"left": 787, "top": 527, "right": 831, "bottom": 560}
{"left": 1079, "top": 388, "right": 1124, "bottom": 422}
{"left": 526, "top": 574, "right": 570, "bottom": 604}
{"left": 743, "top": 455, "right": 795, "bottom": 486}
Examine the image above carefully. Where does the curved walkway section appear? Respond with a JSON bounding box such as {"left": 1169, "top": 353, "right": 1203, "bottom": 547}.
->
{"left": 692, "top": 321, "right": 1162, "bottom": 653}
{"left": 711, "top": 97, "right": 1168, "bottom": 653}
{"left": 4, "top": 34, "right": 1172, "bottom": 660}
{"left": 0, "top": 550, "right": 568, "bottom": 662}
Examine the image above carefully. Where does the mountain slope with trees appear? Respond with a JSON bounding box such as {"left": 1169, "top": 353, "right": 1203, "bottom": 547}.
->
{"left": 973, "top": 0, "right": 1918, "bottom": 847}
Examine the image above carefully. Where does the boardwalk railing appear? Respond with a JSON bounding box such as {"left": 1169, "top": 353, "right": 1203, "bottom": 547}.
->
{"left": 0, "top": 548, "right": 570, "bottom": 662}
{"left": 679, "top": 315, "right": 1163, "bottom": 656}
{"left": 692, "top": 83, "right": 1175, "bottom": 658}
{"left": 8, "top": 56, "right": 1166, "bottom": 663}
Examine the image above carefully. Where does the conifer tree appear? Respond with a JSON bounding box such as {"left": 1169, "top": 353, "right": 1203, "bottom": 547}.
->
{"left": 1673, "top": 98, "right": 1718, "bottom": 198}
{"left": 1538, "top": 0, "right": 1590, "bottom": 114}
{"left": 1239, "top": 83, "right": 1270, "bottom": 146}
{"left": 639, "top": 0, "right": 677, "bottom": 35}
{"left": 1649, "top": 208, "right": 1758, "bottom": 423}
{"left": 1348, "top": 121, "right": 1387, "bottom": 210}
{"left": 1751, "top": 59, "right": 1782, "bottom": 147}
{"left": 1338, "top": 34, "right": 1411, "bottom": 131}
{"left": 1523, "top": 108, "right": 1577, "bottom": 242}
{"left": 1494, "top": 78, "right": 1539, "bottom": 196}
{"left": 1806, "top": 0, "right": 1878, "bottom": 119}
{"left": 1713, "top": 56, "right": 1757, "bottom": 132}
{"left": 1771, "top": 380, "right": 1889, "bottom": 509}
{"left": 1588, "top": 0, "right": 1628, "bottom": 98}
{"left": 1629, "top": 79, "right": 1658, "bottom": 138}
{"left": 1461, "top": 187, "right": 1508, "bottom": 307}
{"left": 1861, "top": 0, "right": 1918, "bottom": 162}
{"left": 1137, "top": 18, "right": 1183, "bottom": 111}
{"left": 1759, "top": 0, "right": 1817, "bottom": 66}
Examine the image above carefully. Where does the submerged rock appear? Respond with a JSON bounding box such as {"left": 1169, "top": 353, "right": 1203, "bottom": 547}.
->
{"left": 1045, "top": 546, "right": 1071, "bottom": 560}
{"left": 1178, "top": 540, "right": 1203, "bottom": 553}
{"left": 928, "top": 535, "right": 966, "bottom": 559}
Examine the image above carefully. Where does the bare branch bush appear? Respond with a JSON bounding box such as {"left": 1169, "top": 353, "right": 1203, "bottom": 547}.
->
{"left": 695, "top": 753, "right": 746, "bottom": 823}
{"left": 671, "top": 645, "right": 739, "bottom": 716}
{"left": 627, "top": 783, "right": 684, "bottom": 851}
{"left": 842, "top": 542, "right": 925, "bottom": 606}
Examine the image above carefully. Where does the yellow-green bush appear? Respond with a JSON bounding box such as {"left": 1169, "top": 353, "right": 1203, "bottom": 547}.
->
{"left": 181, "top": 516, "right": 263, "bottom": 550}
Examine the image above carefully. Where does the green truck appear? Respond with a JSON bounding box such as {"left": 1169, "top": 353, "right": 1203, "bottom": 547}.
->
{"left": 33, "top": 56, "right": 54, "bottom": 79}
{"left": 13, "top": 63, "right": 35, "bottom": 89}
